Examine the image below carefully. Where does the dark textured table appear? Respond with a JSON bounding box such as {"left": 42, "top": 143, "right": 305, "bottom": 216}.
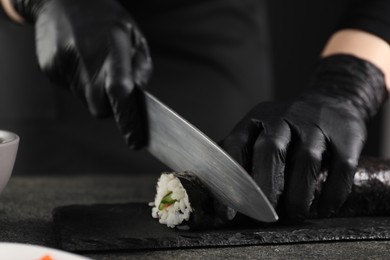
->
{"left": 0, "top": 174, "right": 389, "bottom": 259}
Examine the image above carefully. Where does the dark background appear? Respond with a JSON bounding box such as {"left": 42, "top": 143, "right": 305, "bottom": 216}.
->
{"left": 0, "top": 0, "right": 385, "bottom": 175}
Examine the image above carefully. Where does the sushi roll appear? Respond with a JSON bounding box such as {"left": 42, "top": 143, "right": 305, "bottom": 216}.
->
{"left": 151, "top": 157, "right": 390, "bottom": 229}
{"left": 150, "top": 172, "right": 237, "bottom": 230}
{"left": 310, "top": 156, "right": 390, "bottom": 218}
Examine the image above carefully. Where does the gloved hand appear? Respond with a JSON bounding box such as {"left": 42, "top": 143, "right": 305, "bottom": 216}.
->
{"left": 220, "top": 55, "right": 387, "bottom": 221}
{"left": 11, "top": 0, "right": 152, "bottom": 149}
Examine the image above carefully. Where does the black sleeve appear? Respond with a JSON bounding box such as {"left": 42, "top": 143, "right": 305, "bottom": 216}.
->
{"left": 0, "top": 4, "right": 8, "bottom": 21}
{"left": 340, "top": 0, "right": 390, "bottom": 44}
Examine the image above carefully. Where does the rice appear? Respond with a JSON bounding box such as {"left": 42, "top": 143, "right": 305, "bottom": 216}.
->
{"left": 150, "top": 173, "right": 193, "bottom": 228}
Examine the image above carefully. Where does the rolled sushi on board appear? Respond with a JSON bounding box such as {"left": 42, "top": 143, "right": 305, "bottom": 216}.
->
{"left": 150, "top": 172, "right": 236, "bottom": 230}
{"left": 310, "top": 157, "right": 390, "bottom": 218}
{"left": 150, "top": 157, "right": 390, "bottom": 229}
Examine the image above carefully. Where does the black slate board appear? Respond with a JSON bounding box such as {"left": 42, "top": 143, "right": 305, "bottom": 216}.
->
{"left": 53, "top": 203, "right": 390, "bottom": 252}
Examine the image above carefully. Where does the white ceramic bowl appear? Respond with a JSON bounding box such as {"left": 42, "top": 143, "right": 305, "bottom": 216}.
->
{"left": 0, "top": 130, "right": 19, "bottom": 194}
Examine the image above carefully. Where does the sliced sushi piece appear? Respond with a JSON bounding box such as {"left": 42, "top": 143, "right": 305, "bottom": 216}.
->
{"left": 150, "top": 172, "right": 237, "bottom": 230}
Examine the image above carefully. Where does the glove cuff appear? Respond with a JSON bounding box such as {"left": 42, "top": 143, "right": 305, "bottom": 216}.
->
{"left": 10, "top": 0, "right": 47, "bottom": 23}
{"left": 307, "top": 54, "right": 388, "bottom": 121}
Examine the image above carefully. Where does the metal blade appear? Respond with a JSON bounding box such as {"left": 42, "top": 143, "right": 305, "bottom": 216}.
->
{"left": 144, "top": 91, "right": 278, "bottom": 222}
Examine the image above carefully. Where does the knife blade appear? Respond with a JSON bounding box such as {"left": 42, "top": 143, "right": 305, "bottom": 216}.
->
{"left": 143, "top": 91, "right": 278, "bottom": 222}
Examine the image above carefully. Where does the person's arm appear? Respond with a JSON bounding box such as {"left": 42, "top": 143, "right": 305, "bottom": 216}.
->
{"left": 322, "top": 29, "right": 390, "bottom": 90}
{"left": 0, "top": 0, "right": 23, "bottom": 23}
{"left": 324, "top": 0, "right": 390, "bottom": 89}
{"left": 1, "top": 0, "right": 153, "bottom": 150}
{"left": 220, "top": 1, "right": 390, "bottom": 222}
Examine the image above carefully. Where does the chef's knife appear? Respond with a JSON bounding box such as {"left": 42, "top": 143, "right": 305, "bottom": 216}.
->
{"left": 142, "top": 91, "right": 278, "bottom": 223}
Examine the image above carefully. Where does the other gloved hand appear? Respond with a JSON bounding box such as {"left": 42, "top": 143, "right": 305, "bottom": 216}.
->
{"left": 11, "top": 0, "right": 152, "bottom": 149}
{"left": 220, "top": 55, "right": 387, "bottom": 221}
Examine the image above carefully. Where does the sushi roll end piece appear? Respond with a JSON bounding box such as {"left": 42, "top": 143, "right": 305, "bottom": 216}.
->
{"left": 150, "top": 172, "right": 237, "bottom": 230}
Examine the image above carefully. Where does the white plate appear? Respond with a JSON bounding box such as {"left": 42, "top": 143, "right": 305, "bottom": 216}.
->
{"left": 0, "top": 243, "right": 92, "bottom": 260}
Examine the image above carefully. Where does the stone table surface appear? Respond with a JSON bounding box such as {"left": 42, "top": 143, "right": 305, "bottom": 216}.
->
{"left": 0, "top": 174, "right": 389, "bottom": 259}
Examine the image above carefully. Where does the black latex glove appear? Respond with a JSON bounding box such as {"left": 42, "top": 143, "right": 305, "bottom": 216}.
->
{"left": 11, "top": 0, "right": 152, "bottom": 149}
{"left": 220, "top": 55, "right": 387, "bottom": 221}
